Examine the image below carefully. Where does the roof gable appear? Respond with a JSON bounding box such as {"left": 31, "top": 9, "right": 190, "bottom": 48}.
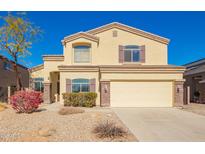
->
{"left": 62, "top": 22, "right": 170, "bottom": 45}
{"left": 30, "top": 64, "right": 44, "bottom": 72}
{"left": 62, "top": 32, "right": 99, "bottom": 45}
{"left": 87, "top": 22, "right": 169, "bottom": 44}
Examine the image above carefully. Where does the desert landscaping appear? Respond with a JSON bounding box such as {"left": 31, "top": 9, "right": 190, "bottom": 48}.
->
{"left": 0, "top": 103, "right": 137, "bottom": 142}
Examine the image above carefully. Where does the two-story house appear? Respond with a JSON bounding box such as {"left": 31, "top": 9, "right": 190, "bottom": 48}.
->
{"left": 30, "top": 22, "right": 185, "bottom": 107}
{"left": 0, "top": 55, "right": 29, "bottom": 102}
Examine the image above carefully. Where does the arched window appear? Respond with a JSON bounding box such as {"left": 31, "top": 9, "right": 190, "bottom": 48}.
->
{"left": 124, "top": 45, "right": 140, "bottom": 62}
{"left": 72, "top": 78, "right": 90, "bottom": 92}
{"left": 73, "top": 45, "right": 90, "bottom": 63}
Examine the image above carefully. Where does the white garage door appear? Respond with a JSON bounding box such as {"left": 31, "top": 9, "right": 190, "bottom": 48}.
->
{"left": 110, "top": 81, "right": 173, "bottom": 107}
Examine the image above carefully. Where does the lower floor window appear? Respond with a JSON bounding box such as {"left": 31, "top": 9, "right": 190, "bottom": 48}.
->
{"left": 33, "top": 78, "right": 44, "bottom": 92}
{"left": 72, "top": 79, "right": 90, "bottom": 92}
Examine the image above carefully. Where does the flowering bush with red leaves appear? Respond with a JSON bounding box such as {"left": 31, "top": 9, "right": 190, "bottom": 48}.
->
{"left": 10, "top": 90, "right": 43, "bottom": 113}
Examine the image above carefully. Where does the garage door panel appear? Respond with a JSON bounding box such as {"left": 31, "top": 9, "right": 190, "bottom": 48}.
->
{"left": 110, "top": 81, "right": 173, "bottom": 107}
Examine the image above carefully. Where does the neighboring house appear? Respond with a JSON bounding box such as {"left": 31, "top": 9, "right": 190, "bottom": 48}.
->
{"left": 30, "top": 22, "right": 185, "bottom": 107}
{"left": 0, "top": 55, "right": 29, "bottom": 102}
{"left": 184, "top": 58, "right": 205, "bottom": 103}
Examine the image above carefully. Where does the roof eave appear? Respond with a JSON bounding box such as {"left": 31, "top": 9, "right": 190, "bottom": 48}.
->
{"left": 87, "top": 22, "right": 170, "bottom": 45}
{"left": 61, "top": 32, "right": 99, "bottom": 45}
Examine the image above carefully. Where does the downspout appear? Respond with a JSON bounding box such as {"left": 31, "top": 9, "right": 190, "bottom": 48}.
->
{"left": 98, "top": 66, "right": 101, "bottom": 91}
{"left": 98, "top": 66, "right": 101, "bottom": 106}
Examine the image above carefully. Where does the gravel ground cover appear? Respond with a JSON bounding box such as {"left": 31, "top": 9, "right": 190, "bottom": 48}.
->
{"left": 0, "top": 103, "right": 137, "bottom": 142}
{"left": 181, "top": 103, "right": 205, "bottom": 116}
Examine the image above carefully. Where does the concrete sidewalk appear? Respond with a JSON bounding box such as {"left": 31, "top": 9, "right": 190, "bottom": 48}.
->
{"left": 113, "top": 107, "right": 205, "bottom": 141}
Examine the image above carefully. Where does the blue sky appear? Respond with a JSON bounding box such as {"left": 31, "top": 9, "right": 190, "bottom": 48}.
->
{"left": 0, "top": 11, "right": 205, "bottom": 68}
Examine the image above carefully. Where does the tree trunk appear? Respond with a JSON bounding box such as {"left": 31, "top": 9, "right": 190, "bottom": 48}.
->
{"left": 14, "top": 56, "right": 21, "bottom": 91}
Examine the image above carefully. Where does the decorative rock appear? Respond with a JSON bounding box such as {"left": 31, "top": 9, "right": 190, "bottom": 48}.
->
{"left": 38, "top": 127, "right": 56, "bottom": 137}
{"left": 107, "top": 113, "right": 112, "bottom": 117}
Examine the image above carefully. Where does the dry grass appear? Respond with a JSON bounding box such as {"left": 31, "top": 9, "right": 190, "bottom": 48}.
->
{"left": 58, "top": 107, "right": 85, "bottom": 115}
{"left": 93, "top": 121, "right": 127, "bottom": 139}
{"left": 0, "top": 103, "right": 8, "bottom": 112}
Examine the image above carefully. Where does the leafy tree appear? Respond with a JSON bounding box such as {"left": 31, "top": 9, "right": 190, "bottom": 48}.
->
{"left": 0, "top": 12, "right": 42, "bottom": 90}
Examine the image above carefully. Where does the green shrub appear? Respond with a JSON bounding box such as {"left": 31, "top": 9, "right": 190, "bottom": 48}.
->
{"left": 62, "top": 92, "right": 97, "bottom": 107}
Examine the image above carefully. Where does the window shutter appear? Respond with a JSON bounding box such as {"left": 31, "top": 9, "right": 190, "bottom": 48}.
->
{"left": 66, "top": 79, "right": 71, "bottom": 93}
{"left": 140, "top": 45, "right": 145, "bottom": 63}
{"left": 90, "top": 78, "right": 96, "bottom": 92}
{"left": 119, "top": 45, "right": 124, "bottom": 63}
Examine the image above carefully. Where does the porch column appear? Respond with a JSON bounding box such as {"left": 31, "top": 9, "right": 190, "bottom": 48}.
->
{"left": 174, "top": 81, "right": 184, "bottom": 107}
{"left": 100, "top": 81, "right": 110, "bottom": 107}
{"left": 8, "top": 86, "right": 11, "bottom": 103}
{"left": 187, "top": 86, "right": 190, "bottom": 104}
{"left": 43, "top": 81, "right": 51, "bottom": 104}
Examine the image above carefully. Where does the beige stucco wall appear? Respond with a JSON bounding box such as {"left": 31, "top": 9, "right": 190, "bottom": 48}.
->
{"left": 31, "top": 61, "right": 63, "bottom": 81}
{"left": 101, "top": 72, "right": 184, "bottom": 81}
{"left": 94, "top": 28, "right": 168, "bottom": 65}
{"left": 30, "top": 68, "right": 44, "bottom": 79}
{"left": 60, "top": 71, "right": 100, "bottom": 105}
{"left": 43, "top": 61, "right": 64, "bottom": 81}
{"left": 63, "top": 28, "right": 168, "bottom": 66}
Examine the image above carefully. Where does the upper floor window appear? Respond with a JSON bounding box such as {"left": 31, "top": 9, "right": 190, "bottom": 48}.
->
{"left": 124, "top": 45, "right": 140, "bottom": 62}
{"left": 72, "top": 78, "right": 90, "bottom": 93}
{"left": 3, "top": 62, "right": 12, "bottom": 71}
{"left": 74, "top": 45, "right": 90, "bottom": 63}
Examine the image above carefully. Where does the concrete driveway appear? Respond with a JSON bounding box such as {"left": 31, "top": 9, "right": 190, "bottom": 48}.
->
{"left": 113, "top": 107, "right": 205, "bottom": 141}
